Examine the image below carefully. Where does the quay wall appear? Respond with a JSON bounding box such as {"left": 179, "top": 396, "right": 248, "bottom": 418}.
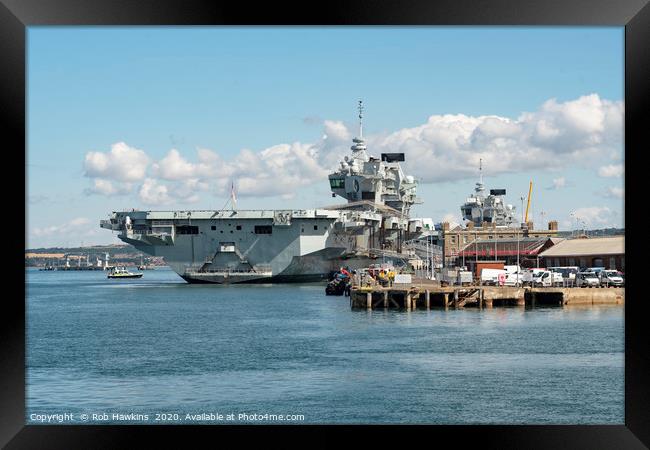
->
{"left": 348, "top": 285, "right": 624, "bottom": 309}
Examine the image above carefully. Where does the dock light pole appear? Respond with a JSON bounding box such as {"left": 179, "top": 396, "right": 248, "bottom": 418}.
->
{"left": 517, "top": 229, "right": 520, "bottom": 285}
{"left": 430, "top": 236, "right": 434, "bottom": 280}
{"left": 425, "top": 236, "right": 429, "bottom": 279}
{"left": 462, "top": 239, "right": 465, "bottom": 269}
{"left": 475, "top": 230, "right": 479, "bottom": 285}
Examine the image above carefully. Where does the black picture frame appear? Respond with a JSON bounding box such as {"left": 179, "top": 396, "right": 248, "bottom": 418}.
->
{"left": 3, "top": 0, "right": 647, "bottom": 447}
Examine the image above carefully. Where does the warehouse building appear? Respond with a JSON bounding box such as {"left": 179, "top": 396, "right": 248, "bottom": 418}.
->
{"left": 455, "top": 236, "right": 561, "bottom": 269}
{"left": 537, "top": 236, "right": 625, "bottom": 271}
{"left": 440, "top": 220, "right": 559, "bottom": 266}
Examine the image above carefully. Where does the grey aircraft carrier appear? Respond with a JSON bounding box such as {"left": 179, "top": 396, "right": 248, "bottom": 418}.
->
{"left": 100, "top": 102, "right": 436, "bottom": 283}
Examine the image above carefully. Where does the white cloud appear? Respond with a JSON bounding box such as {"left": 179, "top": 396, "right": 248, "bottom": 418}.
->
{"left": 84, "top": 179, "right": 132, "bottom": 196}
{"left": 28, "top": 217, "right": 118, "bottom": 248}
{"left": 138, "top": 178, "right": 173, "bottom": 206}
{"left": 572, "top": 206, "right": 619, "bottom": 228}
{"left": 441, "top": 213, "right": 461, "bottom": 228}
{"left": 32, "top": 217, "right": 91, "bottom": 238}
{"left": 79, "top": 94, "right": 624, "bottom": 204}
{"left": 146, "top": 139, "right": 336, "bottom": 199}
{"left": 548, "top": 177, "right": 566, "bottom": 190}
{"left": 605, "top": 186, "right": 624, "bottom": 199}
{"left": 151, "top": 148, "right": 223, "bottom": 180}
{"left": 598, "top": 164, "right": 624, "bottom": 178}
{"left": 368, "top": 94, "right": 624, "bottom": 182}
{"left": 84, "top": 142, "right": 150, "bottom": 182}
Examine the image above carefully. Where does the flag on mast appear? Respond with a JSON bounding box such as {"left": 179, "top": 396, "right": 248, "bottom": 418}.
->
{"left": 230, "top": 180, "right": 237, "bottom": 210}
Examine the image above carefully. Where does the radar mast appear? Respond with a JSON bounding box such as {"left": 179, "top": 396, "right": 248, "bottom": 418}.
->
{"left": 358, "top": 99, "right": 364, "bottom": 138}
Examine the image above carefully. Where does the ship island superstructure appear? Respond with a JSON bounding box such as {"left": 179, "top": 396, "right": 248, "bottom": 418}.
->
{"left": 460, "top": 160, "right": 517, "bottom": 227}
{"left": 100, "top": 101, "right": 435, "bottom": 283}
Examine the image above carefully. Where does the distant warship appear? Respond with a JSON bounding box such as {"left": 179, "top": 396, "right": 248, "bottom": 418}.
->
{"left": 460, "top": 160, "right": 517, "bottom": 227}
{"left": 101, "top": 101, "right": 435, "bottom": 283}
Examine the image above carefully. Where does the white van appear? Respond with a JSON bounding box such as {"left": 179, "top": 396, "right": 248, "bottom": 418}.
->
{"left": 503, "top": 265, "right": 523, "bottom": 286}
{"left": 548, "top": 266, "right": 579, "bottom": 286}
{"left": 522, "top": 268, "right": 546, "bottom": 286}
{"left": 480, "top": 268, "right": 507, "bottom": 286}
{"left": 524, "top": 269, "right": 563, "bottom": 287}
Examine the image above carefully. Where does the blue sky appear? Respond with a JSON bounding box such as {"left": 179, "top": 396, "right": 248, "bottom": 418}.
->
{"left": 27, "top": 27, "right": 624, "bottom": 248}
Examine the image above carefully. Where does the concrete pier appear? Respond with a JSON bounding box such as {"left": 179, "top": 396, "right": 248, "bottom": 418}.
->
{"left": 349, "top": 284, "right": 624, "bottom": 310}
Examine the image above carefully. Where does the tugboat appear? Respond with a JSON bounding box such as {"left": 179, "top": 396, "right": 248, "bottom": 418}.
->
{"left": 107, "top": 266, "right": 143, "bottom": 279}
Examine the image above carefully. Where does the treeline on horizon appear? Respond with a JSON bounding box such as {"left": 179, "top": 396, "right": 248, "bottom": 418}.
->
{"left": 26, "top": 243, "right": 138, "bottom": 255}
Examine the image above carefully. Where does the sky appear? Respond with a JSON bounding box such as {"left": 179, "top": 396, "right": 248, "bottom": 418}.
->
{"left": 26, "top": 27, "right": 624, "bottom": 248}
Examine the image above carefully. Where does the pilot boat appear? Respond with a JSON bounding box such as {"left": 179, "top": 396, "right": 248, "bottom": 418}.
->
{"left": 107, "top": 266, "right": 143, "bottom": 279}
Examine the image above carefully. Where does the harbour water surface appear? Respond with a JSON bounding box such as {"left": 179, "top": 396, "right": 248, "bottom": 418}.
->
{"left": 26, "top": 267, "right": 624, "bottom": 424}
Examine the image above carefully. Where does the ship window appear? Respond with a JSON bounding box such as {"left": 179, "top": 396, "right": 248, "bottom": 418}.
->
{"left": 361, "top": 191, "right": 375, "bottom": 200}
{"left": 254, "top": 225, "right": 272, "bottom": 234}
{"left": 236, "top": 225, "right": 242, "bottom": 231}
{"left": 176, "top": 225, "right": 199, "bottom": 235}
{"left": 329, "top": 178, "right": 345, "bottom": 189}
{"left": 314, "top": 225, "right": 318, "bottom": 230}
{"left": 211, "top": 226, "right": 216, "bottom": 230}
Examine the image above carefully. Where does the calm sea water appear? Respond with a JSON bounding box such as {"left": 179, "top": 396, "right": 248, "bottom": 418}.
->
{"left": 26, "top": 267, "right": 624, "bottom": 424}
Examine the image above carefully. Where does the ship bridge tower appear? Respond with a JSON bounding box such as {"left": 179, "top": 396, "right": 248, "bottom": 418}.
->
{"left": 461, "top": 159, "right": 516, "bottom": 226}
{"left": 327, "top": 100, "right": 420, "bottom": 217}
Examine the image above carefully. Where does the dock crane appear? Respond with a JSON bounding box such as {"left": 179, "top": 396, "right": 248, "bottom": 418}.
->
{"left": 524, "top": 181, "right": 533, "bottom": 223}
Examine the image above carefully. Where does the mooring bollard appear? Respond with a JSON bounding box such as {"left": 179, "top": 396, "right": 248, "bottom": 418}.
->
{"left": 367, "top": 292, "right": 372, "bottom": 310}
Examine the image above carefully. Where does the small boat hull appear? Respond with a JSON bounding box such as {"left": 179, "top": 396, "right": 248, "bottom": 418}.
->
{"left": 107, "top": 273, "right": 143, "bottom": 279}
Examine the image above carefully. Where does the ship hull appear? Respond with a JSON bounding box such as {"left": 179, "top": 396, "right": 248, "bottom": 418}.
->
{"left": 103, "top": 207, "right": 422, "bottom": 285}
{"left": 180, "top": 273, "right": 329, "bottom": 284}
{"left": 179, "top": 252, "right": 377, "bottom": 284}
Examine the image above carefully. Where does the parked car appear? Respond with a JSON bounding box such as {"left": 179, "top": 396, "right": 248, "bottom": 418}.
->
{"left": 576, "top": 271, "right": 601, "bottom": 288}
{"left": 598, "top": 270, "right": 624, "bottom": 287}
{"left": 587, "top": 267, "right": 606, "bottom": 276}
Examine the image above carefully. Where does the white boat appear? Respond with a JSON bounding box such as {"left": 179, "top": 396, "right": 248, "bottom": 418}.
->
{"left": 107, "top": 266, "right": 143, "bottom": 279}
